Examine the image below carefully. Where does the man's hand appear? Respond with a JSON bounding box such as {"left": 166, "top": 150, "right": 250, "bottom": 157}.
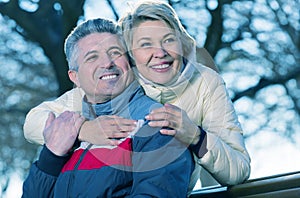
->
{"left": 78, "top": 115, "right": 137, "bottom": 146}
{"left": 145, "top": 103, "right": 200, "bottom": 145}
{"left": 43, "top": 111, "right": 85, "bottom": 156}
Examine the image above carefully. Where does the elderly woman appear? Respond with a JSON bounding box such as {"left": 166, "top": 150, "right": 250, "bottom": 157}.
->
{"left": 23, "top": 0, "right": 250, "bottom": 193}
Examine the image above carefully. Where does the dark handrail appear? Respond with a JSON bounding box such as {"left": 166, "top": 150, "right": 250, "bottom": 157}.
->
{"left": 190, "top": 171, "right": 300, "bottom": 197}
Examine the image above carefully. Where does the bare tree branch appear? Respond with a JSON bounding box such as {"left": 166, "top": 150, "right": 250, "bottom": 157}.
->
{"left": 106, "top": 0, "right": 119, "bottom": 21}
{"left": 0, "top": 0, "right": 85, "bottom": 94}
{"left": 232, "top": 67, "right": 300, "bottom": 102}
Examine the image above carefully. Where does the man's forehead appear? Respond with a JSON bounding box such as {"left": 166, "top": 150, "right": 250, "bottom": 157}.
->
{"left": 79, "top": 32, "right": 124, "bottom": 51}
{"left": 92, "top": 32, "right": 122, "bottom": 46}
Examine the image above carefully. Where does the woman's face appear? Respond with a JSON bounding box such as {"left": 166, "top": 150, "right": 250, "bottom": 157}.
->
{"left": 131, "top": 20, "right": 183, "bottom": 85}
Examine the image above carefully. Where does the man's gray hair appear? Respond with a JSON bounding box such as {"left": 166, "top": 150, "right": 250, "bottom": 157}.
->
{"left": 64, "top": 18, "right": 123, "bottom": 71}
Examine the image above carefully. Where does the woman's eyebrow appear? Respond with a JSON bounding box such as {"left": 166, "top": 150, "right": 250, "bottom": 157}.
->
{"left": 137, "top": 32, "right": 175, "bottom": 41}
{"left": 163, "top": 32, "right": 176, "bottom": 38}
{"left": 136, "top": 37, "right": 151, "bottom": 43}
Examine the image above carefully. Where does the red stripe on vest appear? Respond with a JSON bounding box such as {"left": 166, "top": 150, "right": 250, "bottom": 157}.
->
{"left": 62, "top": 138, "right": 132, "bottom": 172}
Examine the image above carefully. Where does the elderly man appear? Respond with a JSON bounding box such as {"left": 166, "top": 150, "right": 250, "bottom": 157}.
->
{"left": 22, "top": 18, "right": 194, "bottom": 197}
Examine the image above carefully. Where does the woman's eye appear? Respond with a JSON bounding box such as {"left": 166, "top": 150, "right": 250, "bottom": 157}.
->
{"left": 164, "top": 37, "right": 176, "bottom": 44}
{"left": 140, "top": 42, "right": 151, "bottom": 48}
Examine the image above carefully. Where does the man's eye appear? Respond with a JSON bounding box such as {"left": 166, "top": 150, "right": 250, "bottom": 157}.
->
{"left": 109, "top": 50, "right": 123, "bottom": 58}
{"left": 86, "top": 55, "right": 98, "bottom": 62}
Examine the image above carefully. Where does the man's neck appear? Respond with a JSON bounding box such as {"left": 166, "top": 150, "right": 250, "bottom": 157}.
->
{"left": 82, "top": 80, "right": 140, "bottom": 119}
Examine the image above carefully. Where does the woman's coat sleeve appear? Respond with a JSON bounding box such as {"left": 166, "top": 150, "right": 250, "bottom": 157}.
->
{"left": 198, "top": 73, "right": 251, "bottom": 185}
{"left": 23, "top": 88, "right": 84, "bottom": 145}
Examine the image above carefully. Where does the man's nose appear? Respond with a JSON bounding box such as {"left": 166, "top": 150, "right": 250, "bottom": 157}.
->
{"left": 99, "top": 54, "right": 113, "bottom": 69}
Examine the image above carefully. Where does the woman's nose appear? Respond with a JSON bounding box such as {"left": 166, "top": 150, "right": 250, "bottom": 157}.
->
{"left": 153, "top": 47, "right": 167, "bottom": 58}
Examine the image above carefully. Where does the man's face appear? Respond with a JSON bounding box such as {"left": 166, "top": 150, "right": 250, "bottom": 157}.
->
{"left": 69, "top": 32, "right": 134, "bottom": 103}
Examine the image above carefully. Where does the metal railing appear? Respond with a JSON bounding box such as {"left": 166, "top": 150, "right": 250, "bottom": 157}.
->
{"left": 190, "top": 171, "right": 300, "bottom": 198}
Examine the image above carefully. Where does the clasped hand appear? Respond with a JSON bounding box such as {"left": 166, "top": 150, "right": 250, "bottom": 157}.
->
{"left": 43, "top": 111, "right": 85, "bottom": 156}
{"left": 77, "top": 104, "right": 200, "bottom": 146}
{"left": 145, "top": 103, "right": 200, "bottom": 145}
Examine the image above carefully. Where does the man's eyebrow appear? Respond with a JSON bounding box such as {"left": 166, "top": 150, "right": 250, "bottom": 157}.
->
{"left": 108, "top": 45, "right": 123, "bottom": 51}
{"left": 83, "top": 50, "right": 98, "bottom": 59}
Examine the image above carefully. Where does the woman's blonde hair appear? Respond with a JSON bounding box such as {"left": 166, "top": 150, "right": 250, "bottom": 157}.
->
{"left": 119, "top": 0, "right": 196, "bottom": 61}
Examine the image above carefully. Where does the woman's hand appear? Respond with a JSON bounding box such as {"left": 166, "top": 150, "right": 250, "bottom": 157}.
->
{"left": 43, "top": 111, "right": 85, "bottom": 156}
{"left": 145, "top": 103, "right": 200, "bottom": 145}
{"left": 78, "top": 115, "right": 137, "bottom": 146}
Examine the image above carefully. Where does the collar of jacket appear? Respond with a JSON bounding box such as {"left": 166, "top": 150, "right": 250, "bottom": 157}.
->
{"left": 82, "top": 80, "right": 140, "bottom": 120}
{"left": 133, "top": 60, "right": 196, "bottom": 104}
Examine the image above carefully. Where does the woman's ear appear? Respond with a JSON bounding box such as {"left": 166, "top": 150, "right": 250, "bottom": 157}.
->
{"left": 68, "top": 70, "right": 80, "bottom": 87}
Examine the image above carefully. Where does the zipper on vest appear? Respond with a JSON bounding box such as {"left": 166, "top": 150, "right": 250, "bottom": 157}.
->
{"left": 66, "top": 143, "right": 93, "bottom": 196}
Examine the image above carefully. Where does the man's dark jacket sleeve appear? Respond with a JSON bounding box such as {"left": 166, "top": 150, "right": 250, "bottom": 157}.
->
{"left": 22, "top": 146, "right": 70, "bottom": 198}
